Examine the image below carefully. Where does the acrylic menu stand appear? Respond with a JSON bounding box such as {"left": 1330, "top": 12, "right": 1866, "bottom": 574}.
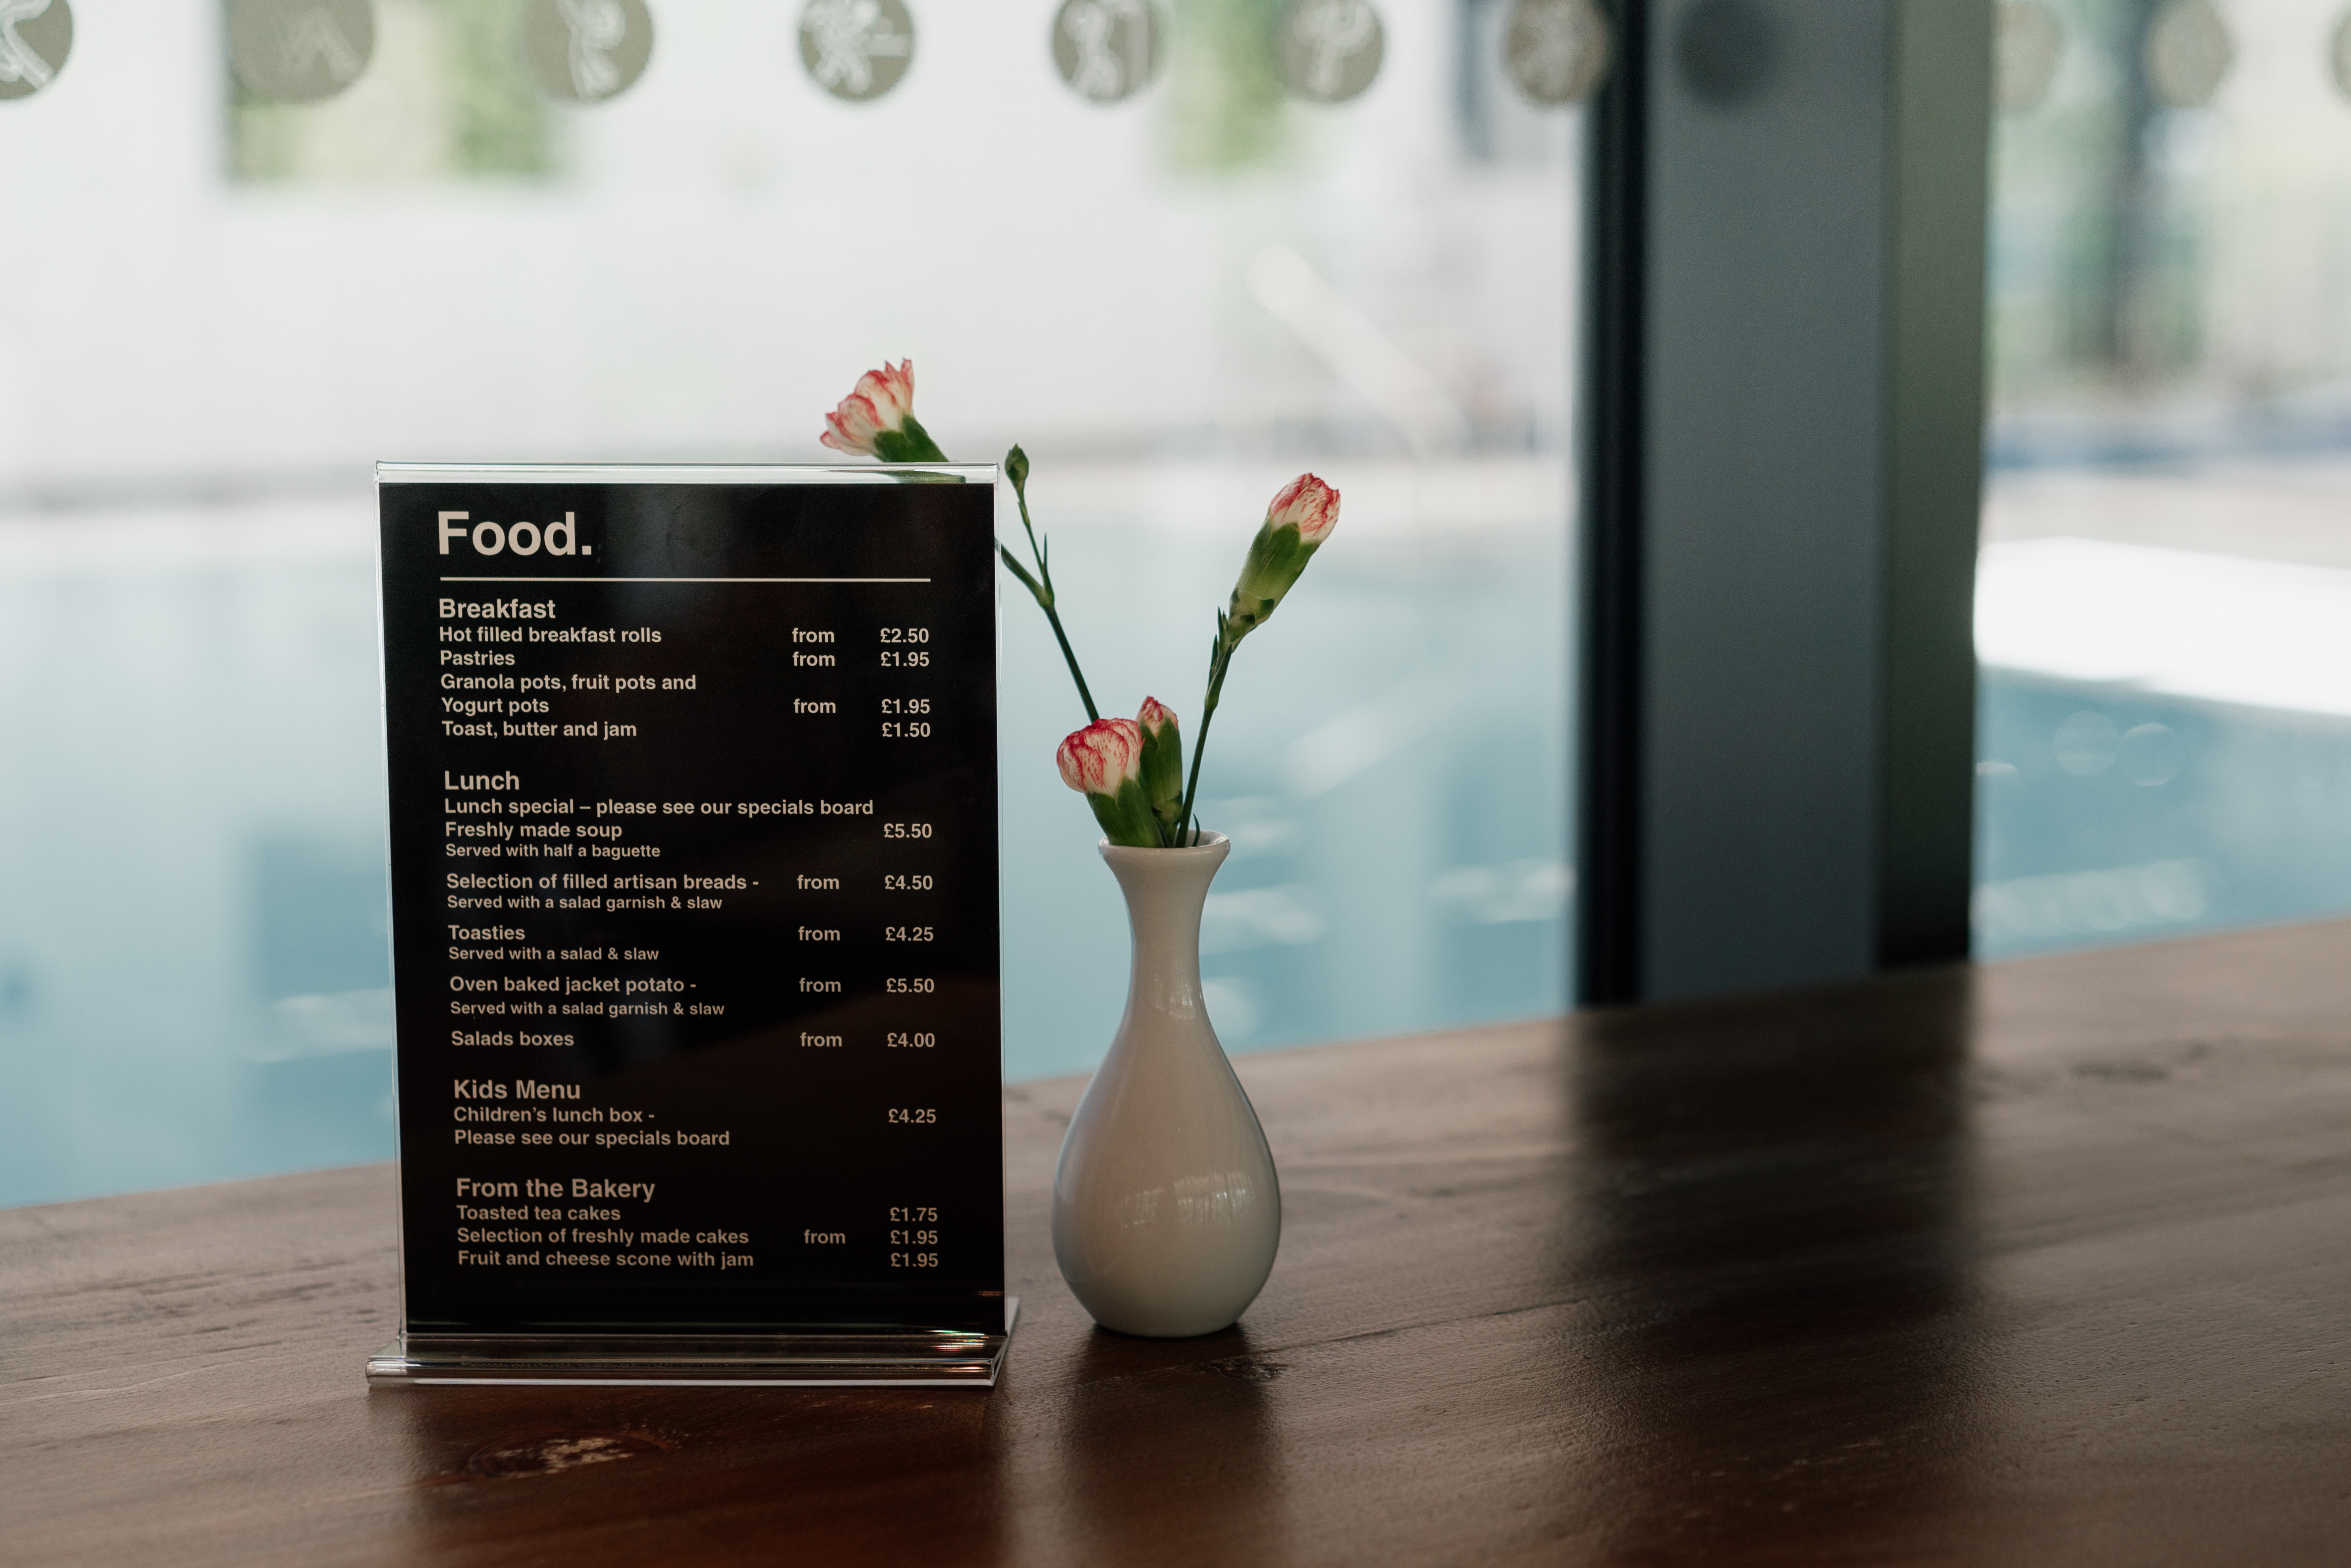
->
{"left": 366, "top": 464, "right": 1012, "bottom": 1388}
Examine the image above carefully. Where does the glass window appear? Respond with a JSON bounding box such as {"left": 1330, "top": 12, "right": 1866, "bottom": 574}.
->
{"left": 1978, "top": 0, "right": 2351, "bottom": 956}
{"left": 0, "top": 0, "right": 1577, "bottom": 1204}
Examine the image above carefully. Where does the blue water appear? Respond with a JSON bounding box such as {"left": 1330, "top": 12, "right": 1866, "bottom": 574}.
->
{"left": 15, "top": 488, "right": 2347, "bottom": 1209}
{"left": 0, "top": 486, "right": 1571, "bottom": 1207}
{"left": 1974, "top": 672, "right": 2351, "bottom": 958}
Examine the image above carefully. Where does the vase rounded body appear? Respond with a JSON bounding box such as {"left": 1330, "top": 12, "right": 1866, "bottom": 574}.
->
{"left": 1051, "top": 832, "right": 1281, "bottom": 1337}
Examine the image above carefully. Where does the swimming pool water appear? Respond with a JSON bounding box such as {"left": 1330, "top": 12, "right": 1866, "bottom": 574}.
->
{"left": 0, "top": 476, "right": 1571, "bottom": 1207}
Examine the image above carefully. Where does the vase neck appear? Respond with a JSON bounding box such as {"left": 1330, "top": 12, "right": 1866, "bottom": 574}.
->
{"left": 1101, "top": 834, "right": 1229, "bottom": 1025}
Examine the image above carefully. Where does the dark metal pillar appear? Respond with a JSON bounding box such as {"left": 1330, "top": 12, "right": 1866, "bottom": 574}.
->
{"left": 1577, "top": 0, "right": 1991, "bottom": 1004}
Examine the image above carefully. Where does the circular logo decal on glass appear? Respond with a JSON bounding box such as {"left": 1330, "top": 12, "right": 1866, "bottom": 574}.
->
{"left": 524, "top": 0, "right": 653, "bottom": 103}
{"left": 0, "top": 0, "right": 72, "bottom": 102}
{"left": 2144, "top": 0, "right": 2231, "bottom": 110}
{"left": 1053, "top": 0, "right": 1161, "bottom": 104}
{"left": 1276, "top": 0, "right": 1383, "bottom": 104}
{"left": 1995, "top": 1, "right": 2062, "bottom": 114}
{"left": 229, "top": 0, "right": 376, "bottom": 104}
{"left": 800, "top": 0, "right": 915, "bottom": 102}
{"left": 1503, "top": 0, "right": 1610, "bottom": 107}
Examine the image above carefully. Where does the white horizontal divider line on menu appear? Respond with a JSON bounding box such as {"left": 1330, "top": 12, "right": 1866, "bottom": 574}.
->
{"left": 437, "top": 576, "right": 932, "bottom": 584}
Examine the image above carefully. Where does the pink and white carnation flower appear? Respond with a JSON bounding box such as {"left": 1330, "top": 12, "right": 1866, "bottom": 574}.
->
{"left": 1058, "top": 718, "right": 1161, "bottom": 848}
{"left": 1228, "top": 472, "right": 1341, "bottom": 639}
{"left": 819, "top": 359, "right": 946, "bottom": 463}
{"left": 1057, "top": 717, "right": 1142, "bottom": 793}
{"left": 808, "top": 358, "right": 1345, "bottom": 851}
{"left": 1266, "top": 472, "right": 1340, "bottom": 543}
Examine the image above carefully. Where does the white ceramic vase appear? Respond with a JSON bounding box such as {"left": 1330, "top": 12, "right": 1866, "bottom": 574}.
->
{"left": 1051, "top": 832, "right": 1282, "bottom": 1337}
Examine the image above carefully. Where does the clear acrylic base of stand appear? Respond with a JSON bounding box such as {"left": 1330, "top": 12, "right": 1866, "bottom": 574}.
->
{"left": 365, "top": 1298, "right": 1018, "bottom": 1388}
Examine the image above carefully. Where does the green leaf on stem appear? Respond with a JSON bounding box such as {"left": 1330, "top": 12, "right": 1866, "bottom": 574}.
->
{"left": 999, "top": 542, "right": 1049, "bottom": 608}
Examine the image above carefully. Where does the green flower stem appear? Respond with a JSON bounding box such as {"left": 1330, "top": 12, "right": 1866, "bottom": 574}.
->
{"left": 1002, "top": 446, "right": 1100, "bottom": 724}
{"left": 1177, "top": 615, "right": 1238, "bottom": 846}
{"left": 870, "top": 431, "right": 1098, "bottom": 723}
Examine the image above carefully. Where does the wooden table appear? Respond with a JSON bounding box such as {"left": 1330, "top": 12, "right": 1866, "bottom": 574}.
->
{"left": 8, "top": 919, "right": 2351, "bottom": 1565}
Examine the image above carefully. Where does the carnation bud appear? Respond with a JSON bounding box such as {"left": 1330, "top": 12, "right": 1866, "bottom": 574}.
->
{"left": 819, "top": 359, "right": 948, "bottom": 463}
{"left": 1136, "top": 697, "right": 1185, "bottom": 843}
{"left": 1227, "top": 473, "right": 1340, "bottom": 641}
{"left": 1057, "top": 719, "right": 1160, "bottom": 847}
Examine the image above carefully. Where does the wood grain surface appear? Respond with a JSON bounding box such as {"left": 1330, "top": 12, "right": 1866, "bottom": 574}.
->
{"left": 6, "top": 919, "right": 2351, "bottom": 1565}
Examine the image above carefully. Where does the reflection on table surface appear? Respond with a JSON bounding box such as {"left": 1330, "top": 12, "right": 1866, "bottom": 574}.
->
{"left": 12, "top": 921, "right": 2351, "bottom": 1563}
